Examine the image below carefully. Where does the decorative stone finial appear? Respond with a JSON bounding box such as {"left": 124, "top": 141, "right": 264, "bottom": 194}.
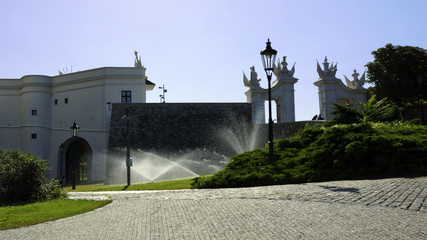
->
{"left": 317, "top": 56, "right": 337, "bottom": 78}
{"left": 344, "top": 69, "right": 365, "bottom": 89}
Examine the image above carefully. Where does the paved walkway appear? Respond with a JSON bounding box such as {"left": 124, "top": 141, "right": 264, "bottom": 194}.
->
{"left": 1, "top": 177, "right": 426, "bottom": 239}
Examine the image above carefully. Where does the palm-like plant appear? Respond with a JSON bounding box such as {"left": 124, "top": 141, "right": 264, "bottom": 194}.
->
{"left": 358, "top": 95, "right": 402, "bottom": 122}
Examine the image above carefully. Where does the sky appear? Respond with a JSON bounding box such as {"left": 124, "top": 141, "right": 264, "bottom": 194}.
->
{"left": 1, "top": 0, "right": 426, "bottom": 121}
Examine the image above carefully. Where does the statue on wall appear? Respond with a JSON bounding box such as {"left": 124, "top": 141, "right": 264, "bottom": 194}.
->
{"left": 317, "top": 57, "right": 337, "bottom": 78}
{"left": 274, "top": 56, "right": 296, "bottom": 78}
{"left": 243, "top": 66, "right": 261, "bottom": 88}
{"left": 344, "top": 70, "right": 365, "bottom": 89}
{"left": 134, "top": 51, "right": 143, "bottom": 68}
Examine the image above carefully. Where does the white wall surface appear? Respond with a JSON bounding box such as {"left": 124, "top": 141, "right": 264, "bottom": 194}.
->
{"left": 0, "top": 67, "right": 151, "bottom": 182}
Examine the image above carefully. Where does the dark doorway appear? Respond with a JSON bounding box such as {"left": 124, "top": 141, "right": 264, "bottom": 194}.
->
{"left": 65, "top": 138, "right": 91, "bottom": 185}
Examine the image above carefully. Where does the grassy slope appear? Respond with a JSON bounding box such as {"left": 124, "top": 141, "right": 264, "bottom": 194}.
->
{"left": 64, "top": 178, "right": 193, "bottom": 192}
{"left": 1, "top": 178, "right": 193, "bottom": 230}
{"left": 0, "top": 199, "right": 111, "bottom": 230}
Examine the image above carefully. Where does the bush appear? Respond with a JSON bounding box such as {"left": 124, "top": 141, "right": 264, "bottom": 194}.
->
{"left": 0, "top": 149, "right": 66, "bottom": 204}
{"left": 326, "top": 103, "right": 362, "bottom": 126}
{"left": 192, "top": 123, "right": 427, "bottom": 188}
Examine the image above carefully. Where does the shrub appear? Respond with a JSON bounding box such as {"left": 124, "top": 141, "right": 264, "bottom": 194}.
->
{"left": 192, "top": 122, "right": 427, "bottom": 188}
{"left": 326, "top": 95, "right": 402, "bottom": 126}
{"left": 0, "top": 149, "right": 66, "bottom": 204}
{"left": 326, "top": 103, "right": 362, "bottom": 126}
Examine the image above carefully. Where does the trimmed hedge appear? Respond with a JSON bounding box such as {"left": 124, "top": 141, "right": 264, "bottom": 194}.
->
{"left": 192, "top": 122, "right": 427, "bottom": 188}
{"left": 0, "top": 149, "right": 66, "bottom": 204}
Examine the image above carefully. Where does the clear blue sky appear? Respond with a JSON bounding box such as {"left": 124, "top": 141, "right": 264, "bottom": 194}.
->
{"left": 1, "top": 0, "right": 426, "bottom": 120}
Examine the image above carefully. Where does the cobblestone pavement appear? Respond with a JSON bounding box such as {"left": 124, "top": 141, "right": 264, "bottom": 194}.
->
{"left": 1, "top": 177, "right": 426, "bottom": 239}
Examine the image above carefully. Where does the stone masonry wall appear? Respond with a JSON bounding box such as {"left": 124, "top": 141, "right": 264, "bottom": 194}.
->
{"left": 106, "top": 103, "right": 319, "bottom": 183}
{"left": 108, "top": 103, "right": 252, "bottom": 155}
{"left": 108, "top": 103, "right": 318, "bottom": 154}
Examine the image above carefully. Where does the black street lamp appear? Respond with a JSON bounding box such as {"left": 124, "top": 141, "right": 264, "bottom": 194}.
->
{"left": 417, "top": 73, "right": 425, "bottom": 125}
{"left": 122, "top": 108, "right": 132, "bottom": 186}
{"left": 260, "top": 39, "right": 277, "bottom": 163}
{"left": 70, "top": 121, "right": 80, "bottom": 190}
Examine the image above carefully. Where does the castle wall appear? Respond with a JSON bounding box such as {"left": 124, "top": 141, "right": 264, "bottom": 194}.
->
{"left": 108, "top": 103, "right": 317, "bottom": 154}
{"left": 106, "top": 103, "right": 317, "bottom": 183}
{"left": 108, "top": 103, "right": 252, "bottom": 154}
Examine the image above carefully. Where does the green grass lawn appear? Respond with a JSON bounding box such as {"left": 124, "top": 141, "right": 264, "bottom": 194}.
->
{"left": 0, "top": 178, "right": 194, "bottom": 231}
{"left": 0, "top": 198, "right": 111, "bottom": 231}
{"left": 64, "top": 177, "right": 194, "bottom": 192}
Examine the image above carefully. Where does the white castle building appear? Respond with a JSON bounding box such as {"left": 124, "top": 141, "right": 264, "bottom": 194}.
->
{"left": 0, "top": 51, "right": 367, "bottom": 184}
{"left": 0, "top": 53, "right": 154, "bottom": 183}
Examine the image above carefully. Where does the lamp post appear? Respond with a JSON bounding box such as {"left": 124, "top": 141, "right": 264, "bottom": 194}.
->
{"left": 70, "top": 121, "right": 80, "bottom": 190}
{"left": 417, "top": 73, "right": 425, "bottom": 125}
{"left": 123, "top": 108, "right": 132, "bottom": 186}
{"left": 70, "top": 121, "right": 80, "bottom": 137}
{"left": 260, "top": 39, "right": 277, "bottom": 163}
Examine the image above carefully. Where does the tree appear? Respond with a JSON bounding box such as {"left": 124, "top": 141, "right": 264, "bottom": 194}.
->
{"left": 366, "top": 44, "right": 427, "bottom": 107}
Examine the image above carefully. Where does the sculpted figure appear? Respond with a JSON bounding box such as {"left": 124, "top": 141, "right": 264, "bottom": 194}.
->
{"left": 281, "top": 56, "right": 289, "bottom": 72}
{"left": 134, "top": 51, "right": 142, "bottom": 67}
{"left": 243, "top": 66, "right": 261, "bottom": 88}
{"left": 317, "top": 57, "right": 337, "bottom": 78}
{"left": 344, "top": 69, "right": 365, "bottom": 89}
{"left": 274, "top": 56, "right": 296, "bottom": 78}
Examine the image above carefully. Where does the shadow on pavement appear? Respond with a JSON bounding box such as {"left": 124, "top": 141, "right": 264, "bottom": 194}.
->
{"left": 319, "top": 185, "right": 360, "bottom": 193}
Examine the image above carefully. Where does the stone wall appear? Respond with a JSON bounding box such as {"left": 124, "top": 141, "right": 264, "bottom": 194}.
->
{"left": 108, "top": 103, "right": 252, "bottom": 155}
{"left": 106, "top": 103, "right": 320, "bottom": 183}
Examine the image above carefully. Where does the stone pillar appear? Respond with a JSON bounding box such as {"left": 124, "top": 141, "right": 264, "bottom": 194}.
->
{"left": 273, "top": 75, "right": 298, "bottom": 122}
{"left": 314, "top": 77, "right": 340, "bottom": 120}
{"left": 245, "top": 88, "right": 266, "bottom": 124}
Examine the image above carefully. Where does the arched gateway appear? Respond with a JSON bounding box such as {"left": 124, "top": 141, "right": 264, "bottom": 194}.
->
{"left": 243, "top": 56, "right": 298, "bottom": 123}
{"left": 59, "top": 137, "right": 92, "bottom": 186}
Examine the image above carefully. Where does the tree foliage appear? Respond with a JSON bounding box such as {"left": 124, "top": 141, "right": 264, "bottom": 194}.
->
{"left": 358, "top": 96, "right": 402, "bottom": 123}
{"left": 326, "top": 96, "right": 402, "bottom": 126}
{"left": 366, "top": 44, "right": 427, "bottom": 107}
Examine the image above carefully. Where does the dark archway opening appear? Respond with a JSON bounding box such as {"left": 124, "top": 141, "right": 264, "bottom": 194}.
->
{"left": 65, "top": 137, "right": 92, "bottom": 185}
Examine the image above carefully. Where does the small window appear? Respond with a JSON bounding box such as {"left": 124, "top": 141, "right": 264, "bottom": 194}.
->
{"left": 54, "top": 99, "right": 58, "bottom": 105}
{"left": 31, "top": 110, "right": 37, "bottom": 115}
{"left": 121, "top": 91, "right": 132, "bottom": 103}
{"left": 31, "top": 133, "right": 37, "bottom": 139}
{"left": 65, "top": 98, "right": 68, "bottom": 104}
